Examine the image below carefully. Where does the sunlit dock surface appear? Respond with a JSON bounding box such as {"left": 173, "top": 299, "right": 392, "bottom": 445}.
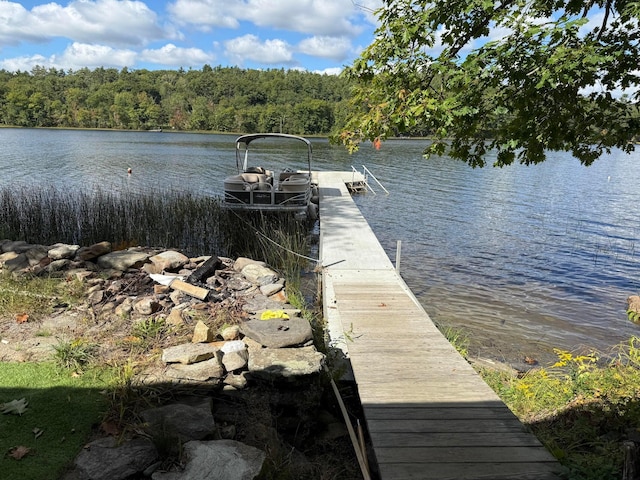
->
{"left": 317, "top": 171, "right": 562, "bottom": 480}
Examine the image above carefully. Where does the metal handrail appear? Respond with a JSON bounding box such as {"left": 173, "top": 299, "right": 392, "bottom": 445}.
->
{"left": 350, "top": 165, "right": 375, "bottom": 194}
{"left": 362, "top": 165, "right": 389, "bottom": 194}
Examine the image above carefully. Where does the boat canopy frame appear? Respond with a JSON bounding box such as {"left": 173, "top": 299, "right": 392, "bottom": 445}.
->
{"left": 235, "top": 133, "right": 312, "bottom": 174}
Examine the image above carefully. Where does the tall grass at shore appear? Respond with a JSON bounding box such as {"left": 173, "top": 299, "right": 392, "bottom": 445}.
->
{"left": 0, "top": 185, "right": 312, "bottom": 273}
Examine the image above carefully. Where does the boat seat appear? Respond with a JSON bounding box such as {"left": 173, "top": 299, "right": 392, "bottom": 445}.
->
{"left": 279, "top": 171, "right": 309, "bottom": 182}
{"left": 280, "top": 174, "right": 309, "bottom": 192}
{"left": 225, "top": 174, "right": 272, "bottom": 192}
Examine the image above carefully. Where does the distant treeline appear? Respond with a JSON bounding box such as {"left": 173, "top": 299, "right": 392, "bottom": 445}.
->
{"left": 0, "top": 65, "right": 354, "bottom": 135}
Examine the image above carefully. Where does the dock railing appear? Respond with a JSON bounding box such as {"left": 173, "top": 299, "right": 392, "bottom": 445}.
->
{"left": 350, "top": 165, "right": 389, "bottom": 194}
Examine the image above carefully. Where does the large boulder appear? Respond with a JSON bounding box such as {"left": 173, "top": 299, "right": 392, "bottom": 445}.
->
{"left": 141, "top": 400, "right": 215, "bottom": 442}
{"left": 241, "top": 317, "right": 313, "bottom": 348}
{"left": 151, "top": 440, "right": 265, "bottom": 480}
{"left": 97, "top": 249, "right": 150, "bottom": 271}
{"left": 69, "top": 437, "right": 158, "bottom": 480}
{"left": 149, "top": 250, "right": 189, "bottom": 272}
{"left": 248, "top": 346, "right": 325, "bottom": 381}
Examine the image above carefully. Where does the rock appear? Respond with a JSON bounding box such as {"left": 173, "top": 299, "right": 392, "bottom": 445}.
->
{"left": 166, "top": 307, "right": 185, "bottom": 326}
{"left": 25, "top": 245, "right": 48, "bottom": 265}
{"left": 165, "top": 357, "right": 224, "bottom": 383}
{"left": 140, "top": 399, "right": 215, "bottom": 442}
{"left": 241, "top": 317, "right": 313, "bottom": 348}
{"left": 268, "top": 290, "right": 288, "bottom": 303}
{"left": 70, "top": 437, "right": 158, "bottom": 480}
{"left": 97, "top": 249, "right": 150, "bottom": 271}
{"left": 192, "top": 320, "right": 214, "bottom": 343}
{"left": 47, "top": 259, "right": 71, "bottom": 273}
{"left": 233, "top": 257, "right": 266, "bottom": 272}
{"left": 77, "top": 241, "right": 112, "bottom": 261}
{"left": 0, "top": 240, "right": 30, "bottom": 253}
{"left": 134, "top": 296, "right": 161, "bottom": 315}
{"left": 224, "top": 372, "right": 248, "bottom": 389}
{"left": 221, "top": 325, "right": 240, "bottom": 341}
{"left": 88, "top": 289, "right": 105, "bottom": 304}
{"left": 0, "top": 251, "right": 20, "bottom": 265}
{"left": 48, "top": 243, "right": 80, "bottom": 260}
{"left": 162, "top": 343, "right": 220, "bottom": 364}
{"left": 248, "top": 346, "right": 325, "bottom": 381}
{"left": 241, "top": 263, "right": 278, "bottom": 285}
{"left": 221, "top": 341, "right": 249, "bottom": 372}
{"left": 241, "top": 294, "right": 288, "bottom": 314}
{"left": 151, "top": 440, "right": 265, "bottom": 480}
{"left": 149, "top": 250, "right": 189, "bottom": 272}
{"left": 629, "top": 295, "right": 640, "bottom": 314}
{"left": 260, "top": 283, "right": 283, "bottom": 297}
{"left": 115, "top": 298, "right": 135, "bottom": 317}
{"left": 2, "top": 252, "right": 29, "bottom": 272}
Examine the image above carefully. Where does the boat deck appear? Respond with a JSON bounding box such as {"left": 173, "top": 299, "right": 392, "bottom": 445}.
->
{"left": 317, "top": 171, "right": 563, "bottom": 480}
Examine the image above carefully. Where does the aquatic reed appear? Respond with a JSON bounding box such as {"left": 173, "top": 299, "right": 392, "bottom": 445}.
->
{"left": 0, "top": 185, "right": 311, "bottom": 269}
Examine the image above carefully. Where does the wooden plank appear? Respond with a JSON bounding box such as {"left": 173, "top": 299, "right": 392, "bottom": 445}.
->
{"left": 368, "top": 432, "right": 546, "bottom": 448}
{"left": 366, "top": 419, "right": 531, "bottom": 434}
{"left": 317, "top": 171, "right": 563, "bottom": 480}
{"left": 364, "top": 406, "right": 520, "bottom": 421}
{"left": 377, "top": 462, "right": 561, "bottom": 480}
{"left": 375, "top": 446, "right": 557, "bottom": 463}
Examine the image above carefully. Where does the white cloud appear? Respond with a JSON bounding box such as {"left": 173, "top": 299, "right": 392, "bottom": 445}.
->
{"left": 0, "top": 0, "right": 170, "bottom": 48}
{"left": 0, "top": 54, "right": 50, "bottom": 72}
{"left": 225, "top": 34, "right": 294, "bottom": 65}
{"left": 0, "top": 42, "right": 137, "bottom": 71}
{"left": 313, "top": 67, "right": 343, "bottom": 76}
{"left": 168, "top": 0, "right": 368, "bottom": 37}
{"left": 56, "top": 42, "right": 138, "bottom": 69}
{"left": 168, "top": 0, "right": 240, "bottom": 29}
{"left": 297, "top": 36, "right": 352, "bottom": 61}
{"left": 141, "top": 43, "right": 215, "bottom": 66}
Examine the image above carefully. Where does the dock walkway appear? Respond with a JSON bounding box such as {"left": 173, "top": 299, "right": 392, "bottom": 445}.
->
{"left": 317, "top": 171, "right": 562, "bottom": 480}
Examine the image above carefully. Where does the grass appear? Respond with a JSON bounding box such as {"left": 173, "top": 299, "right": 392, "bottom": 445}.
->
{"left": 52, "top": 338, "right": 98, "bottom": 373}
{"left": 0, "top": 272, "right": 85, "bottom": 321}
{"left": 478, "top": 337, "right": 640, "bottom": 480}
{"left": 0, "top": 362, "right": 118, "bottom": 480}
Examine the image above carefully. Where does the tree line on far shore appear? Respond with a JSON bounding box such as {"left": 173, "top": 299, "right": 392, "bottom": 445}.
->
{"left": 0, "top": 65, "right": 353, "bottom": 135}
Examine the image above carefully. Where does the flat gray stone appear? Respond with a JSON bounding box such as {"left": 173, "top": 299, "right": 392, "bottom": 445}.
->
{"left": 165, "top": 356, "right": 224, "bottom": 381}
{"left": 97, "top": 249, "right": 150, "bottom": 270}
{"left": 241, "top": 317, "right": 312, "bottom": 348}
{"left": 151, "top": 440, "right": 265, "bottom": 480}
{"left": 72, "top": 437, "right": 158, "bottom": 480}
{"left": 48, "top": 243, "right": 80, "bottom": 260}
{"left": 141, "top": 400, "right": 215, "bottom": 442}
{"left": 149, "top": 250, "right": 189, "bottom": 272}
{"left": 241, "top": 263, "right": 278, "bottom": 284}
{"left": 248, "top": 346, "right": 325, "bottom": 380}
{"left": 162, "top": 343, "right": 220, "bottom": 364}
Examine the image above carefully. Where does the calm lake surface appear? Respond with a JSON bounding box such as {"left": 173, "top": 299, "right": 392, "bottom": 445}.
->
{"left": 1, "top": 127, "right": 639, "bottom": 364}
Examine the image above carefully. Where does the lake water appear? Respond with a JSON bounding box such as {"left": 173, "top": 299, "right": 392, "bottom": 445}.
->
{"left": 1, "top": 127, "right": 639, "bottom": 365}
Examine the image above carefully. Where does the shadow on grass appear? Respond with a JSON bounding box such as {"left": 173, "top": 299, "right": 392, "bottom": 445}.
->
{"left": 0, "top": 363, "right": 114, "bottom": 480}
{"left": 527, "top": 396, "right": 640, "bottom": 480}
{"left": 0, "top": 364, "right": 364, "bottom": 480}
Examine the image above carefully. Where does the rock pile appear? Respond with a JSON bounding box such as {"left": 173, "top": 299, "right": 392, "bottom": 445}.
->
{"left": 0, "top": 239, "right": 347, "bottom": 480}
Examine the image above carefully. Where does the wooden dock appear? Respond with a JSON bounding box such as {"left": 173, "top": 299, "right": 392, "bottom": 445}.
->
{"left": 317, "top": 171, "right": 563, "bottom": 480}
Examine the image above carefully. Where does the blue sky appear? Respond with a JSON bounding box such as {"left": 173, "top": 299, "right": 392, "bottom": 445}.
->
{"left": 0, "top": 0, "right": 382, "bottom": 73}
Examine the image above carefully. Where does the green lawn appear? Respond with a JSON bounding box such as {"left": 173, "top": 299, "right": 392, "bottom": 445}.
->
{"left": 0, "top": 362, "right": 115, "bottom": 480}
